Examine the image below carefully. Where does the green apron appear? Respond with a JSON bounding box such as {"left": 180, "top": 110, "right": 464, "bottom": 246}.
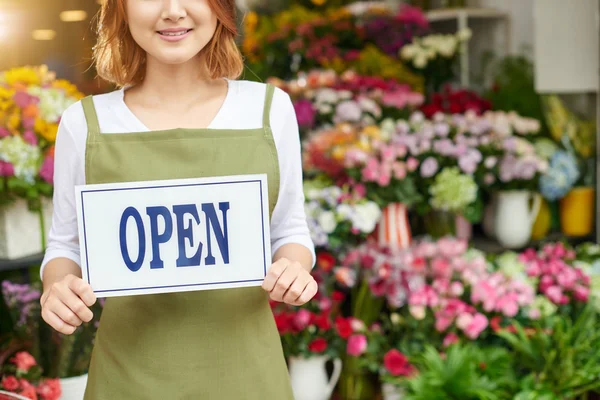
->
{"left": 80, "top": 83, "right": 294, "bottom": 399}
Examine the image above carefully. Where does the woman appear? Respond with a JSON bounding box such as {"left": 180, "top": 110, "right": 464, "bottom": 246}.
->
{"left": 39, "top": 0, "right": 316, "bottom": 398}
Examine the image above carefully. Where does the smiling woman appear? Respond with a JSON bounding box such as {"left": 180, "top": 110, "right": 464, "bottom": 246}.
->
{"left": 93, "top": 0, "right": 243, "bottom": 87}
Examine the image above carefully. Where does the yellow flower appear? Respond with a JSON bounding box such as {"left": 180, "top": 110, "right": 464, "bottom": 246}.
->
{"left": 332, "top": 146, "right": 346, "bottom": 161}
{"left": 362, "top": 125, "right": 381, "bottom": 139}
{"left": 52, "top": 79, "right": 84, "bottom": 100}
{"left": 311, "top": 0, "right": 327, "bottom": 6}
{"left": 7, "top": 113, "right": 20, "bottom": 131}
{"left": 35, "top": 118, "right": 58, "bottom": 142}
{"left": 244, "top": 11, "right": 259, "bottom": 33}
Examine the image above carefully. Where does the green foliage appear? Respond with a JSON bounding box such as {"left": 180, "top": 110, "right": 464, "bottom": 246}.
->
{"left": 402, "top": 344, "right": 516, "bottom": 400}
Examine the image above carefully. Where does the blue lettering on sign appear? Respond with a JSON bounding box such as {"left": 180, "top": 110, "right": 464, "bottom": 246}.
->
{"left": 118, "top": 202, "right": 230, "bottom": 271}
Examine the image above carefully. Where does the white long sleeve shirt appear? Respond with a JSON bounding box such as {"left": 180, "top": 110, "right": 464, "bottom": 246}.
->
{"left": 41, "top": 79, "right": 315, "bottom": 277}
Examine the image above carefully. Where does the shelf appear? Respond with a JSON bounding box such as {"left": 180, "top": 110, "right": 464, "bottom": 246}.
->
{"left": 426, "top": 7, "right": 508, "bottom": 22}
{"left": 470, "top": 232, "right": 596, "bottom": 255}
{"left": 0, "top": 253, "right": 44, "bottom": 273}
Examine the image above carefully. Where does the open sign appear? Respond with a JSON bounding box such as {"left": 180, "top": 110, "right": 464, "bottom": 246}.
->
{"left": 75, "top": 174, "right": 271, "bottom": 298}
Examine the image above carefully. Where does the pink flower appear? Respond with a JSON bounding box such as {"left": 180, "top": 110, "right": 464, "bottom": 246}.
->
{"left": 22, "top": 130, "right": 38, "bottom": 146}
{"left": 497, "top": 294, "right": 519, "bottom": 317}
{"left": 1, "top": 375, "right": 19, "bottom": 391}
{"left": 464, "top": 313, "right": 488, "bottom": 339}
{"left": 362, "top": 158, "right": 380, "bottom": 182}
{"left": 0, "top": 127, "right": 10, "bottom": 137}
{"left": 431, "top": 257, "right": 451, "bottom": 278}
{"left": 419, "top": 157, "right": 438, "bottom": 178}
{"left": 293, "top": 309, "right": 312, "bottom": 330}
{"left": 0, "top": 160, "right": 15, "bottom": 177}
{"left": 392, "top": 161, "right": 407, "bottom": 180}
{"left": 434, "top": 312, "right": 453, "bottom": 332}
{"left": 545, "top": 285, "right": 563, "bottom": 304}
{"left": 406, "top": 157, "right": 419, "bottom": 171}
{"left": 443, "top": 333, "right": 459, "bottom": 347}
{"left": 37, "top": 378, "right": 62, "bottom": 400}
{"left": 39, "top": 154, "right": 54, "bottom": 184}
{"left": 455, "top": 313, "right": 473, "bottom": 330}
{"left": 334, "top": 267, "right": 357, "bottom": 287}
{"left": 11, "top": 352, "right": 37, "bottom": 372}
{"left": 377, "top": 170, "right": 391, "bottom": 186}
{"left": 528, "top": 308, "right": 541, "bottom": 320}
{"left": 437, "top": 237, "right": 468, "bottom": 258}
{"left": 574, "top": 286, "right": 589, "bottom": 302}
{"left": 450, "top": 281, "right": 464, "bottom": 297}
{"left": 347, "top": 334, "right": 367, "bottom": 356}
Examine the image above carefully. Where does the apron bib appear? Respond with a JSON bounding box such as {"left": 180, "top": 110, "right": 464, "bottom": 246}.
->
{"left": 81, "top": 84, "right": 293, "bottom": 399}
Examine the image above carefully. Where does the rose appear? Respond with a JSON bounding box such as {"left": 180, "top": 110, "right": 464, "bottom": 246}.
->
{"left": 308, "top": 338, "right": 328, "bottom": 353}
{"left": 1, "top": 375, "right": 19, "bottom": 391}
{"left": 10, "top": 352, "right": 37, "bottom": 372}
{"left": 335, "top": 316, "right": 353, "bottom": 339}
{"left": 346, "top": 334, "right": 367, "bottom": 356}
{"left": 383, "top": 349, "right": 415, "bottom": 376}
{"left": 36, "top": 379, "right": 61, "bottom": 400}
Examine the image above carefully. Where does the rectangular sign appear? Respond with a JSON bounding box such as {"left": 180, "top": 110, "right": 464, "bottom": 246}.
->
{"left": 75, "top": 174, "right": 271, "bottom": 298}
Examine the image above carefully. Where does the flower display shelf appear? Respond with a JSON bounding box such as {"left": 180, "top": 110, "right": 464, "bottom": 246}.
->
{"left": 471, "top": 232, "right": 596, "bottom": 254}
{"left": 0, "top": 253, "right": 44, "bottom": 273}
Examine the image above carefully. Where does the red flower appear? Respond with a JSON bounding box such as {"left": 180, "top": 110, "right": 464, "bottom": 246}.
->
{"left": 274, "top": 312, "right": 292, "bottom": 334}
{"left": 36, "top": 378, "right": 61, "bottom": 400}
{"left": 335, "top": 317, "right": 353, "bottom": 339}
{"left": 19, "top": 386, "right": 38, "bottom": 400}
{"left": 332, "top": 291, "right": 345, "bottom": 303}
{"left": 490, "top": 316, "right": 502, "bottom": 332}
{"left": 308, "top": 338, "right": 328, "bottom": 353}
{"left": 312, "top": 313, "right": 332, "bottom": 331}
{"left": 1, "top": 375, "right": 19, "bottom": 391}
{"left": 316, "top": 252, "right": 336, "bottom": 272}
{"left": 11, "top": 352, "right": 37, "bottom": 372}
{"left": 383, "top": 349, "right": 415, "bottom": 376}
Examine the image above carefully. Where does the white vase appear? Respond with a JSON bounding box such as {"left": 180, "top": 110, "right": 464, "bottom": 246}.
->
{"left": 0, "top": 197, "right": 53, "bottom": 259}
{"left": 382, "top": 383, "right": 405, "bottom": 400}
{"left": 493, "top": 191, "right": 541, "bottom": 249}
{"left": 288, "top": 356, "right": 342, "bottom": 400}
{"left": 59, "top": 374, "right": 88, "bottom": 400}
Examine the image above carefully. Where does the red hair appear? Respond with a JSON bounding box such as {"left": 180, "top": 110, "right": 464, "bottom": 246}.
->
{"left": 93, "top": 0, "right": 244, "bottom": 87}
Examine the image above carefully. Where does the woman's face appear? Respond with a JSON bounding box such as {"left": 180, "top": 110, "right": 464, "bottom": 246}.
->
{"left": 126, "top": 0, "right": 217, "bottom": 66}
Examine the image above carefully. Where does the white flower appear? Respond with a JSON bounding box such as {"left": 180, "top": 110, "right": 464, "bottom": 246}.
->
{"left": 319, "top": 104, "right": 333, "bottom": 114}
{"left": 351, "top": 202, "right": 381, "bottom": 233}
{"left": 338, "top": 90, "right": 353, "bottom": 100}
{"left": 317, "top": 211, "right": 337, "bottom": 234}
{"left": 413, "top": 52, "right": 428, "bottom": 69}
{"left": 336, "top": 204, "right": 354, "bottom": 219}
{"left": 314, "top": 88, "right": 339, "bottom": 105}
{"left": 305, "top": 188, "right": 321, "bottom": 201}
{"left": 358, "top": 97, "right": 381, "bottom": 118}
{"left": 400, "top": 44, "right": 418, "bottom": 60}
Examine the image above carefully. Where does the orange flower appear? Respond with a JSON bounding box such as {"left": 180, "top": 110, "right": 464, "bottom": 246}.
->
{"left": 22, "top": 103, "right": 39, "bottom": 119}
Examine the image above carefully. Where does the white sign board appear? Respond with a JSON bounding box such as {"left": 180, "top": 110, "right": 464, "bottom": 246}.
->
{"left": 75, "top": 174, "right": 271, "bottom": 298}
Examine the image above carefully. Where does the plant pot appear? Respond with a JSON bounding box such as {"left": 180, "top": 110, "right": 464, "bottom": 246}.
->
{"left": 59, "top": 374, "right": 88, "bottom": 400}
{"left": 374, "top": 203, "right": 412, "bottom": 250}
{"left": 493, "top": 191, "right": 541, "bottom": 249}
{"left": 382, "top": 382, "right": 405, "bottom": 400}
{"left": 0, "top": 198, "right": 53, "bottom": 259}
{"left": 289, "top": 356, "right": 342, "bottom": 400}
{"left": 560, "top": 186, "right": 595, "bottom": 237}
{"left": 422, "top": 210, "right": 471, "bottom": 240}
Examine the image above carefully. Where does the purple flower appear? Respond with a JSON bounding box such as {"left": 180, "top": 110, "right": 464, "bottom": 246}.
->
{"left": 434, "top": 123, "right": 450, "bottom": 137}
{"left": 294, "top": 99, "right": 316, "bottom": 129}
{"left": 433, "top": 139, "right": 454, "bottom": 156}
{"left": 420, "top": 157, "right": 439, "bottom": 178}
{"left": 334, "top": 101, "right": 362, "bottom": 123}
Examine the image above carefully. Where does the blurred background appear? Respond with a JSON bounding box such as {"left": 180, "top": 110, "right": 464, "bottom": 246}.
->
{"left": 0, "top": 1, "right": 599, "bottom": 400}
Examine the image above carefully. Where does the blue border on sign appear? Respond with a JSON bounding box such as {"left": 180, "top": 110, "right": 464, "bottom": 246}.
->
{"left": 80, "top": 179, "right": 267, "bottom": 294}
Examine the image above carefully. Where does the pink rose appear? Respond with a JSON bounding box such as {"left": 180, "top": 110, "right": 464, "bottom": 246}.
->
{"left": 545, "top": 286, "right": 563, "bottom": 304}
{"left": 11, "top": 352, "right": 37, "bottom": 372}
{"left": 347, "top": 334, "right": 367, "bottom": 356}
{"left": 1, "top": 375, "right": 19, "bottom": 391}
{"left": 464, "top": 313, "right": 488, "bottom": 339}
{"left": 574, "top": 286, "right": 590, "bottom": 302}
{"left": 443, "top": 333, "right": 459, "bottom": 347}
{"left": 293, "top": 309, "right": 312, "bottom": 330}
{"left": 37, "top": 378, "right": 62, "bottom": 400}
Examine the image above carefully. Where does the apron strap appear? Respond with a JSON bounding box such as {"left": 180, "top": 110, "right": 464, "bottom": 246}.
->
{"left": 81, "top": 95, "right": 101, "bottom": 141}
{"left": 262, "top": 83, "right": 275, "bottom": 129}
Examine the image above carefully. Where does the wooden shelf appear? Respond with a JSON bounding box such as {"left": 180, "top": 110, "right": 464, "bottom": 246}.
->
{"left": 0, "top": 253, "right": 43, "bottom": 273}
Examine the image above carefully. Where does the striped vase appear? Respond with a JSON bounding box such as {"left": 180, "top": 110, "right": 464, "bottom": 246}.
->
{"left": 374, "top": 203, "right": 412, "bottom": 249}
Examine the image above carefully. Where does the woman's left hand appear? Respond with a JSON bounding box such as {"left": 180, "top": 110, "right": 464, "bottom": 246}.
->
{"left": 262, "top": 258, "right": 317, "bottom": 306}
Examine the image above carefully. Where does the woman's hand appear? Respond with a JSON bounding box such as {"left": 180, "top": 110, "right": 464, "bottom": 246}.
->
{"left": 262, "top": 258, "right": 317, "bottom": 306}
{"left": 40, "top": 274, "right": 96, "bottom": 335}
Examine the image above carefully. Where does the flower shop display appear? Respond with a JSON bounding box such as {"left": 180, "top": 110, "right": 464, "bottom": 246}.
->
{"left": 1, "top": 280, "right": 103, "bottom": 399}
{"left": 0, "top": 65, "right": 83, "bottom": 259}
{"left": 0, "top": 351, "right": 61, "bottom": 400}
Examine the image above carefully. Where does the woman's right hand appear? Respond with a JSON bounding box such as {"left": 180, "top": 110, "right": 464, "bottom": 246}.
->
{"left": 40, "top": 274, "right": 97, "bottom": 335}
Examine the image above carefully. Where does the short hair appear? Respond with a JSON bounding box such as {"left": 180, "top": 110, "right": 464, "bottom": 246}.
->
{"left": 93, "top": 0, "right": 244, "bottom": 87}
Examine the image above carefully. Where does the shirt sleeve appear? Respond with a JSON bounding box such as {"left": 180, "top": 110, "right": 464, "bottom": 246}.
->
{"left": 270, "top": 89, "right": 316, "bottom": 268}
{"left": 40, "top": 105, "right": 85, "bottom": 278}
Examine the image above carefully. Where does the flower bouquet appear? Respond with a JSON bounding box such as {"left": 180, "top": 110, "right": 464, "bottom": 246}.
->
{"left": 400, "top": 28, "right": 472, "bottom": 92}
{"left": 0, "top": 351, "right": 61, "bottom": 400}
{"left": 303, "top": 179, "right": 381, "bottom": 251}
{"left": 1, "top": 280, "right": 103, "bottom": 380}
{"left": 0, "top": 65, "right": 83, "bottom": 210}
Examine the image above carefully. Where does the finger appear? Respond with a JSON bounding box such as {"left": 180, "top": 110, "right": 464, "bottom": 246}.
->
{"left": 69, "top": 277, "right": 97, "bottom": 307}
{"left": 56, "top": 288, "right": 92, "bottom": 324}
{"left": 270, "top": 265, "right": 299, "bottom": 302}
{"left": 42, "top": 307, "right": 77, "bottom": 335}
{"left": 293, "top": 280, "right": 318, "bottom": 306}
{"left": 262, "top": 259, "right": 289, "bottom": 292}
{"left": 282, "top": 275, "right": 309, "bottom": 304}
